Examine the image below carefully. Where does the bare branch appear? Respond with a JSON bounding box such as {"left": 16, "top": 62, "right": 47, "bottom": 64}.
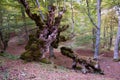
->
{"left": 54, "top": 8, "right": 66, "bottom": 26}
{"left": 86, "top": 0, "right": 98, "bottom": 29}
{"left": 18, "top": 0, "right": 33, "bottom": 19}
{"left": 35, "top": 0, "right": 45, "bottom": 20}
{"left": 18, "top": 0, "right": 44, "bottom": 26}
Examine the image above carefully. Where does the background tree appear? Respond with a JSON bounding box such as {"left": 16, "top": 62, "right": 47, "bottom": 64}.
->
{"left": 94, "top": 0, "right": 102, "bottom": 59}
{"left": 85, "top": 0, "right": 102, "bottom": 59}
{"left": 1, "top": 0, "right": 120, "bottom": 61}
{"left": 19, "top": 0, "right": 67, "bottom": 61}
{"left": 114, "top": 5, "right": 120, "bottom": 61}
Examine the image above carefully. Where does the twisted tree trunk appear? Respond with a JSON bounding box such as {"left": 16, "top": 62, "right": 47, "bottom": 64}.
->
{"left": 19, "top": 0, "right": 66, "bottom": 61}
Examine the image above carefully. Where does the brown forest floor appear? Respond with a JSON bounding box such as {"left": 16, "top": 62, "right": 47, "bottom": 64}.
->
{"left": 0, "top": 36, "right": 120, "bottom": 80}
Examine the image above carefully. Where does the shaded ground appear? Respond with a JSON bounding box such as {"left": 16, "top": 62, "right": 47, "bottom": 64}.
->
{"left": 0, "top": 36, "right": 120, "bottom": 80}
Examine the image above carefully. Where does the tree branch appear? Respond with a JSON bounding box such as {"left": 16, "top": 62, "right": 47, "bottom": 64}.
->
{"left": 18, "top": 0, "right": 44, "bottom": 26}
{"left": 54, "top": 8, "right": 66, "bottom": 26}
{"left": 35, "top": 0, "right": 45, "bottom": 20}
{"left": 18, "top": 0, "right": 33, "bottom": 19}
{"left": 86, "top": 0, "right": 98, "bottom": 29}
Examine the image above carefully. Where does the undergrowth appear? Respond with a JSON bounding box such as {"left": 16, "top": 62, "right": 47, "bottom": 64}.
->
{"left": 0, "top": 52, "right": 19, "bottom": 60}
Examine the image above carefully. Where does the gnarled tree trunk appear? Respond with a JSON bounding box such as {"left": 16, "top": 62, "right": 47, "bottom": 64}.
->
{"left": 18, "top": 0, "right": 66, "bottom": 61}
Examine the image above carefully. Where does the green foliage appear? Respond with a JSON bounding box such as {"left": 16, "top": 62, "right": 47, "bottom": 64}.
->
{"left": 0, "top": 0, "right": 119, "bottom": 51}
{"left": 0, "top": 52, "right": 19, "bottom": 60}
{"left": 75, "top": 34, "right": 93, "bottom": 46}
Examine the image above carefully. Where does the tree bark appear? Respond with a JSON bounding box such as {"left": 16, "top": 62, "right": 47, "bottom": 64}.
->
{"left": 92, "top": 28, "right": 96, "bottom": 50}
{"left": 94, "top": 0, "right": 101, "bottom": 59}
{"left": 86, "top": 0, "right": 97, "bottom": 28}
{"left": 103, "top": 19, "right": 107, "bottom": 48}
{"left": 71, "top": 0, "right": 74, "bottom": 33}
{"left": 49, "top": 45, "right": 55, "bottom": 58}
{"left": 108, "top": 20, "right": 113, "bottom": 50}
{"left": 60, "top": 47, "right": 104, "bottom": 74}
{"left": 0, "top": 9, "right": 3, "bottom": 50}
{"left": 35, "top": 0, "right": 45, "bottom": 21}
{"left": 19, "top": 0, "right": 66, "bottom": 60}
{"left": 114, "top": 6, "right": 120, "bottom": 60}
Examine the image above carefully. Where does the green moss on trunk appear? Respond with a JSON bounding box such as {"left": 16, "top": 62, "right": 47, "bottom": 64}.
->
{"left": 20, "top": 34, "right": 43, "bottom": 62}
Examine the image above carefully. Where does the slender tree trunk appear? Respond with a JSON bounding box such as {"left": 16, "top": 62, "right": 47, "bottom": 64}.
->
{"left": 0, "top": 30, "right": 4, "bottom": 51}
{"left": 92, "top": 28, "right": 96, "bottom": 50}
{"left": 106, "top": 26, "right": 109, "bottom": 48}
{"left": 108, "top": 20, "right": 113, "bottom": 50}
{"left": 86, "top": 0, "right": 97, "bottom": 28}
{"left": 114, "top": 23, "right": 120, "bottom": 59}
{"left": 49, "top": 45, "right": 55, "bottom": 58}
{"left": 71, "top": 0, "right": 74, "bottom": 33}
{"left": 94, "top": 0, "right": 101, "bottom": 59}
{"left": 64, "top": 0, "right": 66, "bottom": 9}
{"left": 21, "top": 6, "right": 29, "bottom": 40}
{"left": 0, "top": 13, "right": 3, "bottom": 27}
{"left": 56, "top": 0, "right": 59, "bottom": 14}
{"left": 103, "top": 25, "right": 106, "bottom": 48}
{"left": 35, "top": 0, "right": 45, "bottom": 21}
{"left": 4, "top": 15, "right": 10, "bottom": 51}
{"left": 0, "top": 14, "right": 10, "bottom": 52}
{"left": 114, "top": 7, "right": 120, "bottom": 60}
{"left": 103, "top": 18, "right": 107, "bottom": 49}
{"left": 0, "top": 10, "right": 4, "bottom": 51}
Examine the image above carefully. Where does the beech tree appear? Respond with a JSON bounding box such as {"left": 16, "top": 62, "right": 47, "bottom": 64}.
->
{"left": 94, "top": 0, "right": 102, "bottom": 59}
{"left": 0, "top": 0, "right": 11, "bottom": 53}
{"left": 18, "top": 0, "right": 67, "bottom": 61}
{"left": 86, "top": 0, "right": 102, "bottom": 59}
{"left": 114, "top": 6, "right": 120, "bottom": 60}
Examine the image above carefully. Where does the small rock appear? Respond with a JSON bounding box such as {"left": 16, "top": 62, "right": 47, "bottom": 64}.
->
{"left": 66, "top": 75, "right": 68, "bottom": 77}
{"left": 29, "top": 74, "right": 36, "bottom": 79}
{"left": 20, "top": 71, "right": 26, "bottom": 76}
{"left": 118, "top": 62, "right": 120, "bottom": 64}
{"left": 107, "top": 66, "right": 110, "bottom": 68}
{"left": 23, "top": 68, "right": 27, "bottom": 71}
